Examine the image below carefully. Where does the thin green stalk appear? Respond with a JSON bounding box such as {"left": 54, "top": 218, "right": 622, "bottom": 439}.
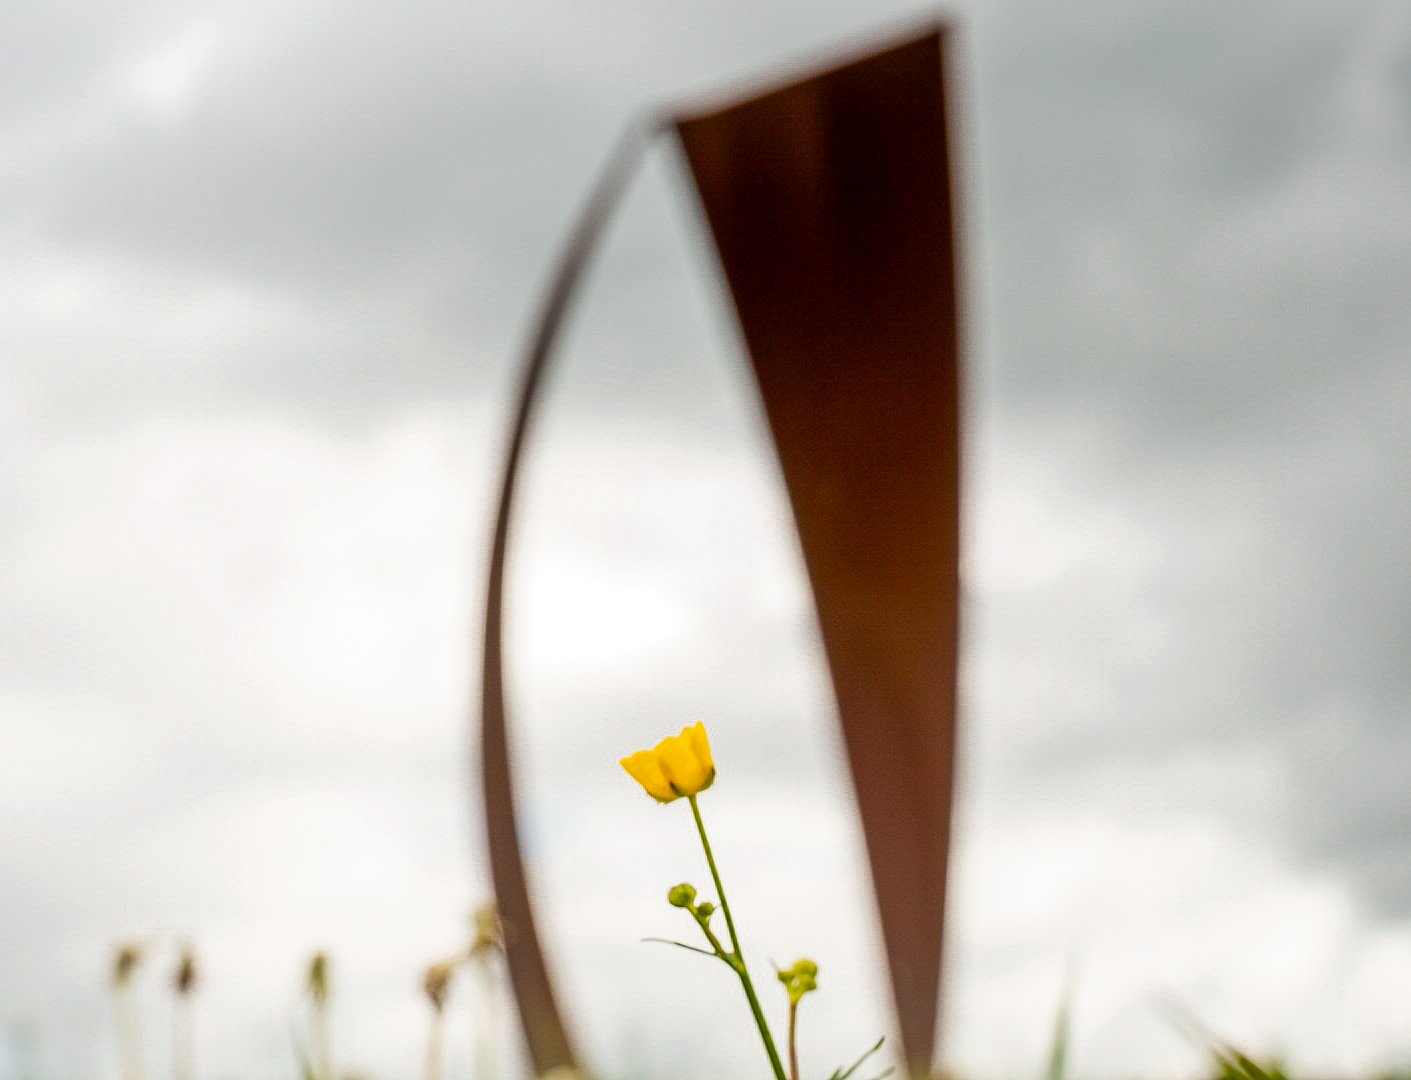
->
{"left": 788, "top": 998, "right": 800, "bottom": 1080}
{"left": 688, "top": 794, "right": 787, "bottom": 1080}
{"left": 693, "top": 917, "right": 731, "bottom": 962}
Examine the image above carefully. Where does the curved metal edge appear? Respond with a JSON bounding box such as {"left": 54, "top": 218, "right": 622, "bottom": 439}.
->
{"left": 478, "top": 116, "right": 660, "bottom": 1078}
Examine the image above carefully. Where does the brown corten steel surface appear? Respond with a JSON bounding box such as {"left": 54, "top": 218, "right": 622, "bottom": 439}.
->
{"left": 676, "top": 26, "right": 961, "bottom": 1077}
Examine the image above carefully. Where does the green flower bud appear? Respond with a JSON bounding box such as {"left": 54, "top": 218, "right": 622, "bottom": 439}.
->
{"left": 694, "top": 901, "right": 715, "bottom": 922}
{"left": 778, "top": 958, "right": 819, "bottom": 1004}
{"left": 667, "top": 883, "right": 697, "bottom": 908}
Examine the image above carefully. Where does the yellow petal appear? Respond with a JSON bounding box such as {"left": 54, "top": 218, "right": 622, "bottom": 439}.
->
{"left": 657, "top": 725, "right": 715, "bottom": 797}
{"left": 685, "top": 722, "right": 713, "bottom": 772}
{"left": 620, "top": 750, "right": 678, "bottom": 802}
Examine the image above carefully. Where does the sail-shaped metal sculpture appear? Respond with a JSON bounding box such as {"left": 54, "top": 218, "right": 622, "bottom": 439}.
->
{"left": 478, "top": 23, "right": 962, "bottom": 1080}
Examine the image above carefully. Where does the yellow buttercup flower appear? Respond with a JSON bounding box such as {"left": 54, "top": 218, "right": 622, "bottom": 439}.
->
{"left": 621, "top": 721, "right": 716, "bottom": 802}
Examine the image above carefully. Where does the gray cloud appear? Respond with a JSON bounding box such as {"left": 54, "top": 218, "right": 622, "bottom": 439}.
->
{"left": 963, "top": 0, "right": 1411, "bottom": 916}
{"left": 4, "top": 0, "right": 1411, "bottom": 1077}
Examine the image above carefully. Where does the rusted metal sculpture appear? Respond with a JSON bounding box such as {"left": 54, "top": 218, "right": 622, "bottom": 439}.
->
{"left": 478, "top": 23, "right": 962, "bottom": 1080}
{"left": 479, "top": 120, "right": 653, "bottom": 1078}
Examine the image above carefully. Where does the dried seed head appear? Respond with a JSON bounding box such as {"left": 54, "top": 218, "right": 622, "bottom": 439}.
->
{"left": 307, "top": 953, "right": 329, "bottom": 1004}
{"left": 423, "top": 959, "right": 456, "bottom": 1011}
{"left": 469, "top": 903, "right": 501, "bottom": 958}
{"left": 113, "top": 943, "right": 143, "bottom": 987}
{"left": 174, "top": 945, "right": 198, "bottom": 996}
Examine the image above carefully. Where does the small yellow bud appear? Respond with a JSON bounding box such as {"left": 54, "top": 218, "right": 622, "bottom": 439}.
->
{"left": 667, "top": 883, "right": 697, "bottom": 908}
{"left": 694, "top": 901, "right": 715, "bottom": 922}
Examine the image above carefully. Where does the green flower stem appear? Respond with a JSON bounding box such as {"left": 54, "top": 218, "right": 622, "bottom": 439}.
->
{"left": 688, "top": 796, "right": 741, "bottom": 955}
{"left": 693, "top": 914, "right": 730, "bottom": 961}
{"left": 788, "top": 998, "right": 800, "bottom": 1080}
{"left": 688, "top": 794, "right": 787, "bottom": 1080}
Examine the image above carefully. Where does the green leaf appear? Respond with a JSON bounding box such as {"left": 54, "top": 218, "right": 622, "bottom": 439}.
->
{"left": 830, "top": 1036, "right": 886, "bottom": 1080}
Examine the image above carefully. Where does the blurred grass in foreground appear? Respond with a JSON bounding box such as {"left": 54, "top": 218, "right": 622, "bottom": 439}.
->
{"left": 87, "top": 936, "right": 1411, "bottom": 1080}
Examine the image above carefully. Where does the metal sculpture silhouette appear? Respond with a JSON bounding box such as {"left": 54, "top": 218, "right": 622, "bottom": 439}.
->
{"left": 479, "top": 23, "right": 962, "bottom": 1080}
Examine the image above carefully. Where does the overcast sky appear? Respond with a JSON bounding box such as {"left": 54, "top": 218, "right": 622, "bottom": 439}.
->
{"left": 2, "top": 3, "right": 1411, "bottom": 1080}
